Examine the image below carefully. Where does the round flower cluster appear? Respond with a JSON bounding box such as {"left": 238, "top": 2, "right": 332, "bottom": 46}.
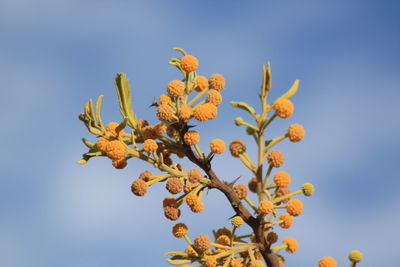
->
{"left": 194, "top": 103, "right": 218, "bottom": 122}
{"left": 229, "top": 140, "right": 246, "bottom": 157}
{"left": 178, "top": 106, "right": 192, "bottom": 122}
{"left": 186, "top": 194, "right": 204, "bottom": 213}
{"left": 231, "top": 216, "right": 244, "bottom": 228}
{"left": 206, "top": 90, "right": 222, "bottom": 106}
{"left": 139, "top": 170, "right": 152, "bottom": 182}
{"left": 259, "top": 200, "right": 274, "bottom": 214}
{"left": 167, "top": 80, "right": 185, "bottom": 97}
{"left": 104, "top": 140, "right": 126, "bottom": 160}
{"left": 166, "top": 177, "right": 183, "bottom": 194}
{"left": 348, "top": 250, "right": 363, "bottom": 263}
{"left": 266, "top": 150, "right": 285, "bottom": 167}
{"left": 279, "top": 213, "right": 294, "bottom": 229}
{"left": 230, "top": 257, "right": 243, "bottom": 267}
{"left": 180, "top": 55, "right": 199, "bottom": 73}
{"left": 209, "top": 74, "right": 226, "bottom": 91}
{"left": 188, "top": 168, "right": 202, "bottom": 183}
{"left": 282, "top": 237, "right": 298, "bottom": 253}
{"left": 318, "top": 257, "right": 336, "bottom": 267}
{"left": 273, "top": 98, "right": 294, "bottom": 118}
{"left": 287, "top": 199, "right": 303, "bottom": 216}
{"left": 233, "top": 184, "right": 248, "bottom": 200}
{"left": 105, "top": 122, "right": 126, "bottom": 138}
{"left": 210, "top": 139, "right": 225, "bottom": 154}
{"left": 194, "top": 76, "right": 208, "bottom": 92}
{"left": 194, "top": 234, "right": 211, "bottom": 253}
{"left": 273, "top": 171, "right": 291, "bottom": 187}
{"left": 184, "top": 130, "right": 200, "bottom": 145}
{"left": 216, "top": 234, "right": 230, "bottom": 246}
{"left": 159, "top": 94, "right": 171, "bottom": 105}
{"left": 131, "top": 179, "right": 148, "bottom": 196}
{"left": 142, "top": 139, "right": 158, "bottom": 154}
{"left": 302, "top": 182, "right": 315, "bottom": 196}
{"left": 287, "top": 123, "right": 305, "bottom": 142}
{"left": 203, "top": 256, "right": 217, "bottom": 267}
{"left": 163, "top": 197, "right": 181, "bottom": 221}
{"left": 172, "top": 223, "right": 188, "bottom": 238}
{"left": 249, "top": 260, "right": 265, "bottom": 267}
{"left": 156, "top": 104, "right": 175, "bottom": 122}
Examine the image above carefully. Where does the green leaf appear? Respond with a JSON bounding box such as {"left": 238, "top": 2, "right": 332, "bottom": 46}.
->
{"left": 230, "top": 101, "right": 256, "bottom": 116}
{"left": 95, "top": 95, "right": 104, "bottom": 129}
{"left": 261, "top": 63, "right": 272, "bottom": 99}
{"left": 114, "top": 73, "right": 139, "bottom": 130}
{"left": 278, "top": 79, "right": 300, "bottom": 100}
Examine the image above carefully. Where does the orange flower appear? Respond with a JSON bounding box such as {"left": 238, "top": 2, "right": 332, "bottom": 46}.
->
{"left": 131, "top": 179, "right": 148, "bottom": 196}
{"left": 181, "top": 55, "right": 199, "bottom": 73}
{"left": 204, "top": 256, "right": 217, "bottom": 267}
{"left": 167, "top": 80, "right": 185, "bottom": 97}
{"left": 142, "top": 139, "right": 158, "bottom": 154}
{"left": 106, "top": 121, "right": 126, "bottom": 138}
{"left": 234, "top": 184, "right": 248, "bottom": 200}
{"left": 249, "top": 260, "right": 265, "bottom": 267}
{"left": 266, "top": 150, "right": 285, "bottom": 167}
{"left": 159, "top": 94, "right": 171, "bottom": 105}
{"left": 273, "top": 98, "right": 294, "bottom": 118}
{"left": 112, "top": 158, "right": 127, "bottom": 169}
{"left": 273, "top": 171, "right": 291, "bottom": 187}
{"left": 230, "top": 257, "right": 244, "bottom": 267}
{"left": 105, "top": 140, "right": 125, "bottom": 160}
{"left": 216, "top": 227, "right": 232, "bottom": 238}
{"left": 287, "top": 199, "right": 303, "bottom": 216}
{"left": 279, "top": 213, "right": 294, "bottom": 229}
{"left": 209, "top": 74, "right": 226, "bottom": 91}
{"left": 194, "top": 234, "right": 211, "bottom": 253}
{"left": 282, "top": 237, "right": 298, "bottom": 253}
{"left": 318, "top": 257, "right": 336, "bottom": 267}
{"left": 190, "top": 201, "right": 204, "bottom": 213}
{"left": 166, "top": 177, "right": 183, "bottom": 194}
{"left": 184, "top": 130, "right": 200, "bottom": 145}
{"left": 188, "top": 168, "right": 202, "bottom": 183}
{"left": 194, "top": 103, "right": 218, "bottom": 121}
{"left": 164, "top": 206, "right": 181, "bottom": 221}
{"left": 216, "top": 234, "right": 230, "bottom": 246}
{"left": 139, "top": 170, "right": 152, "bottom": 182}
{"left": 156, "top": 104, "right": 175, "bottom": 122}
{"left": 287, "top": 123, "right": 305, "bottom": 142}
{"left": 194, "top": 76, "right": 208, "bottom": 92}
{"left": 206, "top": 89, "right": 222, "bottom": 106}
{"left": 229, "top": 140, "right": 246, "bottom": 157}
{"left": 153, "top": 123, "right": 166, "bottom": 136}
{"left": 210, "top": 139, "right": 225, "bottom": 154}
{"left": 172, "top": 223, "right": 188, "bottom": 238}
{"left": 178, "top": 105, "right": 192, "bottom": 122}
{"left": 259, "top": 200, "right": 273, "bottom": 214}
{"left": 96, "top": 137, "right": 110, "bottom": 151}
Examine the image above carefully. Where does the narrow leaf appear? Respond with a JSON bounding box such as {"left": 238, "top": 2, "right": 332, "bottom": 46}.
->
{"left": 278, "top": 79, "right": 299, "bottom": 100}
{"left": 230, "top": 101, "right": 256, "bottom": 115}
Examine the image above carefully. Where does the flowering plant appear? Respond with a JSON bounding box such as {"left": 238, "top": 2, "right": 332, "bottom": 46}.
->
{"left": 77, "top": 48, "right": 362, "bottom": 267}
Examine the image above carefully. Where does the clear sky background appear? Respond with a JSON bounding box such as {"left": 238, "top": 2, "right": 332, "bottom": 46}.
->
{"left": 1, "top": 0, "right": 399, "bottom": 266}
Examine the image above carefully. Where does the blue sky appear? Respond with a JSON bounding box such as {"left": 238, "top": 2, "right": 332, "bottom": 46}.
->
{"left": 1, "top": 0, "right": 399, "bottom": 266}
